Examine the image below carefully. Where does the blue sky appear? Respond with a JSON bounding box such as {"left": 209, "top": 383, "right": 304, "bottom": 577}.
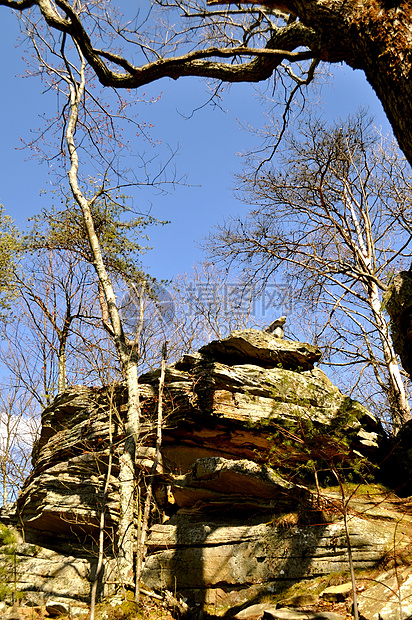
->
{"left": 0, "top": 8, "right": 391, "bottom": 283}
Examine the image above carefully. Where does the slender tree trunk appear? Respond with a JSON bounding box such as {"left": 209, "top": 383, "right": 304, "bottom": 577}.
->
{"left": 345, "top": 187, "right": 410, "bottom": 430}
{"left": 65, "top": 47, "right": 141, "bottom": 589}
{"left": 332, "top": 469, "right": 359, "bottom": 620}
{"left": 135, "top": 349, "right": 165, "bottom": 602}
{"left": 57, "top": 346, "right": 67, "bottom": 394}
{"left": 1, "top": 460, "right": 7, "bottom": 506}
{"left": 117, "top": 362, "right": 140, "bottom": 586}
{"left": 1, "top": 416, "right": 11, "bottom": 505}
{"left": 57, "top": 316, "right": 73, "bottom": 395}
{"left": 90, "top": 397, "right": 113, "bottom": 620}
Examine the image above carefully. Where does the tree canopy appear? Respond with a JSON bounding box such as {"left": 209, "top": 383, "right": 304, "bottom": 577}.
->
{"left": 0, "top": 0, "right": 411, "bottom": 165}
{"left": 27, "top": 195, "right": 163, "bottom": 284}
{"left": 0, "top": 205, "right": 20, "bottom": 320}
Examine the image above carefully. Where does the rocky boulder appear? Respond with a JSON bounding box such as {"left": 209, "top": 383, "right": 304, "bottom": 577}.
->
{"left": 357, "top": 565, "right": 412, "bottom": 620}
{"left": 199, "top": 329, "right": 322, "bottom": 370}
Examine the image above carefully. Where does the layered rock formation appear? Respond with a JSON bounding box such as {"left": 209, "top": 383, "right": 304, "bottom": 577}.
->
{"left": 0, "top": 330, "right": 400, "bottom": 614}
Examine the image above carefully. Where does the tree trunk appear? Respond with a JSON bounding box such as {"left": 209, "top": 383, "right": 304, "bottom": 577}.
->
{"left": 344, "top": 187, "right": 411, "bottom": 429}
{"left": 57, "top": 346, "right": 67, "bottom": 394}
{"left": 286, "top": 0, "right": 412, "bottom": 166}
{"left": 1, "top": 459, "right": 7, "bottom": 506}
{"left": 65, "top": 48, "right": 141, "bottom": 590}
{"left": 5, "top": 0, "right": 412, "bottom": 168}
{"left": 117, "top": 362, "right": 140, "bottom": 587}
{"left": 333, "top": 470, "right": 359, "bottom": 620}
{"left": 90, "top": 396, "right": 114, "bottom": 620}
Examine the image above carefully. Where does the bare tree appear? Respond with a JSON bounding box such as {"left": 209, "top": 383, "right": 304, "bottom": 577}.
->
{"left": 0, "top": 383, "right": 39, "bottom": 505}
{"left": 16, "top": 252, "right": 104, "bottom": 395}
{"left": 169, "top": 262, "right": 268, "bottom": 351}
{"left": 0, "top": 250, "right": 119, "bottom": 408}
{"left": 0, "top": 312, "right": 57, "bottom": 410}
{"left": 0, "top": 14, "right": 165, "bottom": 588}
{"left": 56, "top": 42, "right": 144, "bottom": 589}
{"left": 208, "top": 112, "right": 412, "bottom": 431}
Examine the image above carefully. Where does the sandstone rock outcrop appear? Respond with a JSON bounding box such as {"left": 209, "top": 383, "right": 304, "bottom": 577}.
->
{"left": 0, "top": 329, "right": 398, "bottom": 615}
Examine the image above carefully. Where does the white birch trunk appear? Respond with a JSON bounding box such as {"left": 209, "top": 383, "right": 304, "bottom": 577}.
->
{"left": 65, "top": 49, "right": 140, "bottom": 589}
{"left": 345, "top": 186, "right": 410, "bottom": 430}
{"left": 57, "top": 348, "right": 67, "bottom": 394}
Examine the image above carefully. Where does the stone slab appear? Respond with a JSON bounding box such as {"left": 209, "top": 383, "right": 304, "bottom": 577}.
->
{"left": 234, "top": 604, "right": 279, "bottom": 619}
{"left": 357, "top": 566, "right": 412, "bottom": 620}
{"left": 320, "top": 581, "right": 353, "bottom": 601}
{"left": 263, "top": 610, "right": 344, "bottom": 620}
{"left": 143, "top": 516, "right": 395, "bottom": 590}
{"left": 199, "top": 329, "right": 321, "bottom": 370}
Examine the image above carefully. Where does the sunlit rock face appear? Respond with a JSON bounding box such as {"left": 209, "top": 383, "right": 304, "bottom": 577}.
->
{"left": 1, "top": 329, "right": 390, "bottom": 607}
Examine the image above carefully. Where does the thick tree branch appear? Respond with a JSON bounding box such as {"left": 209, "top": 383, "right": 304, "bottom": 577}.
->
{"left": 4, "top": 0, "right": 319, "bottom": 86}
{"left": 67, "top": 17, "right": 318, "bottom": 87}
